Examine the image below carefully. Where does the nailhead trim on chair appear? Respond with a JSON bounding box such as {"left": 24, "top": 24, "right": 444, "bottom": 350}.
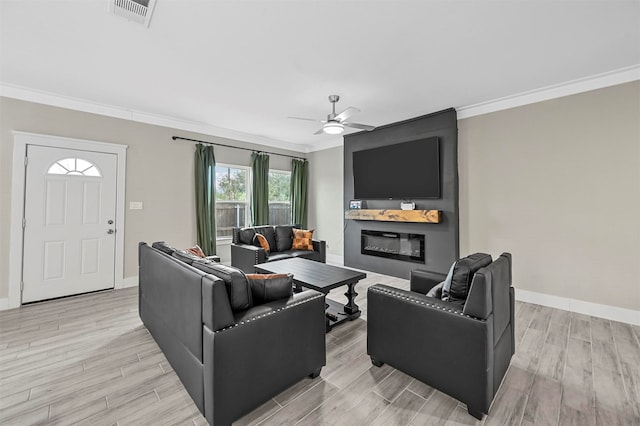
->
{"left": 369, "top": 286, "right": 484, "bottom": 321}
{"left": 214, "top": 293, "right": 325, "bottom": 333}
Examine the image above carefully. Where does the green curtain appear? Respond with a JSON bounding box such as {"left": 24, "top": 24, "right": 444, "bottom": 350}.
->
{"left": 291, "top": 158, "right": 309, "bottom": 229}
{"left": 194, "top": 144, "right": 217, "bottom": 255}
{"left": 251, "top": 152, "right": 270, "bottom": 225}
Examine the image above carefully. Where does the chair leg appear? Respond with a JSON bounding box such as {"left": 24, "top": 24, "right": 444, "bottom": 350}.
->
{"left": 370, "top": 356, "right": 384, "bottom": 367}
{"left": 309, "top": 368, "right": 322, "bottom": 379}
{"left": 467, "top": 407, "right": 483, "bottom": 420}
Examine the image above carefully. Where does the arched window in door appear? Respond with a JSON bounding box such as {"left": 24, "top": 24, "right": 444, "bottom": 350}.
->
{"left": 47, "top": 158, "right": 101, "bottom": 177}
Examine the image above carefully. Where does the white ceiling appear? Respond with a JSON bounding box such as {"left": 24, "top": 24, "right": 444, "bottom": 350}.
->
{"left": 1, "top": 1, "right": 639, "bottom": 152}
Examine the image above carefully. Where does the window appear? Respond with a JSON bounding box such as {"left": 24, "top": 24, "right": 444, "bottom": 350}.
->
{"left": 268, "top": 170, "right": 291, "bottom": 226}
{"left": 47, "top": 158, "right": 101, "bottom": 176}
{"left": 215, "top": 165, "right": 250, "bottom": 239}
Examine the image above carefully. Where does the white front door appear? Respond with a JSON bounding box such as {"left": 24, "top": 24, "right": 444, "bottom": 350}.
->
{"left": 22, "top": 145, "right": 118, "bottom": 303}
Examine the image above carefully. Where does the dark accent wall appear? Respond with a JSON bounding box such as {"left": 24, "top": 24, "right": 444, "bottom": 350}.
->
{"left": 343, "top": 108, "right": 459, "bottom": 278}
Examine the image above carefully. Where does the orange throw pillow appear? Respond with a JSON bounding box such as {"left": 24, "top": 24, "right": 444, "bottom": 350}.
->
{"left": 254, "top": 233, "right": 270, "bottom": 253}
{"left": 185, "top": 245, "right": 206, "bottom": 258}
{"left": 292, "top": 229, "right": 314, "bottom": 251}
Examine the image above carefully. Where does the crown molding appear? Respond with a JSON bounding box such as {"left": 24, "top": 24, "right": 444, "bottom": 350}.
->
{"left": 457, "top": 65, "right": 640, "bottom": 119}
{"left": 0, "top": 83, "right": 312, "bottom": 154}
{"left": 4, "top": 65, "right": 639, "bottom": 155}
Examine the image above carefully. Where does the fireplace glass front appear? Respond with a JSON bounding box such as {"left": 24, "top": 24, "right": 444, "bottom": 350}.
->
{"left": 361, "top": 230, "right": 425, "bottom": 263}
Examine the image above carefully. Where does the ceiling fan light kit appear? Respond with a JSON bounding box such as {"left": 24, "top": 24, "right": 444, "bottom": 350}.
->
{"left": 289, "top": 94, "right": 376, "bottom": 135}
{"left": 323, "top": 121, "right": 345, "bottom": 134}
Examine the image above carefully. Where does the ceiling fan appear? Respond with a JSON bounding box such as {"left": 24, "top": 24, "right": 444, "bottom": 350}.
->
{"left": 289, "top": 95, "right": 376, "bottom": 135}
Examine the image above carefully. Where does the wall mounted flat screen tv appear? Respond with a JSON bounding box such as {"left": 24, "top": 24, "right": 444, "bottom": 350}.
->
{"left": 353, "top": 137, "right": 440, "bottom": 199}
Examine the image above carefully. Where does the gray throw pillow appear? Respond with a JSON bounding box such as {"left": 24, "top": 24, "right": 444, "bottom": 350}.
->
{"left": 426, "top": 281, "right": 444, "bottom": 298}
{"left": 440, "top": 261, "right": 457, "bottom": 302}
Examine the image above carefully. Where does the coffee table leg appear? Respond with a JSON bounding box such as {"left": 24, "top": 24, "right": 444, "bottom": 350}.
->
{"left": 343, "top": 282, "right": 360, "bottom": 315}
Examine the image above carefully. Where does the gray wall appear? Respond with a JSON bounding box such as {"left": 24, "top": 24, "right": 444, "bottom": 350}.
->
{"left": 307, "top": 81, "right": 639, "bottom": 312}
{"left": 343, "top": 109, "right": 459, "bottom": 278}
{"left": 0, "top": 97, "right": 305, "bottom": 299}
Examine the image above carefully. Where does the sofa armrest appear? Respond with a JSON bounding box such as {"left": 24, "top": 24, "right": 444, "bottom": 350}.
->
{"left": 202, "top": 290, "right": 326, "bottom": 425}
{"left": 231, "top": 243, "right": 267, "bottom": 273}
{"left": 312, "top": 239, "right": 326, "bottom": 263}
{"left": 410, "top": 269, "right": 446, "bottom": 294}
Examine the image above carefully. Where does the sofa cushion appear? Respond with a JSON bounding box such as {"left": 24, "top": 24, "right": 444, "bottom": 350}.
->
{"left": 246, "top": 273, "right": 293, "bottom": 305}
{"left": 292, "top": 229, "right": 314, "bottom": 251}
{"left": 172, "top": 249, "right": 205, "bottom": 265}
{"left": 152, "top": 241, "right": 176, "bottom": 255}
{"left": 255, "top": 226, "right": 277, "bottom": 253}
{"left": 193, "top": 261, "right": 253, "bottom": 311}
{"left": 443, "top": 253, "right": 492, "bottom": 303}
{"left": 265, "top": 252, "right": 292, "bottom": 262}
{"left": 238, "top": 227, "right": 256, "bottom": 245}
{"left": 253, "top": 233, "right": 271, "bottom": 254}
{"left": 289, "top": 250, "right": 321, "bottom": 262}
{"left": 274, "top": 225, "right": 295, "bottom": 252}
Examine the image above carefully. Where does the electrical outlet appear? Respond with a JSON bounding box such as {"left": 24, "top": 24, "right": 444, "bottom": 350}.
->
{"left": 129, "top": 201, "right": 143, "bottom": 210}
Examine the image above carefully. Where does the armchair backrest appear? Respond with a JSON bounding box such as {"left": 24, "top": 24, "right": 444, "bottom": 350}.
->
{"left": 463, "top": 253, "right": 513, "bottom": 346}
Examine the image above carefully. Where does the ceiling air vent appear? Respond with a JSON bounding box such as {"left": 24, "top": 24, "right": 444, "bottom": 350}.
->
{"left": 109, "top": 0, "right": 157, "bottom": 27}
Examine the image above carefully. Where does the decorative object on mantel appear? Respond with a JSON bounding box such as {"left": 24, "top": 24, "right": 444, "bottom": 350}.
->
{"left": 400, "top": 201, "right": 415, "bottom": 210}
{"left": 349, "top": 200, "right": 364, "bottom": 209}
{"left": 345, "top": 209, "right": 441, "bottom": 223}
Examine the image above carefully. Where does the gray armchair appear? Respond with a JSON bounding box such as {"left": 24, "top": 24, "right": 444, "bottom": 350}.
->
{"left": 366, "top": 253, "right": 514, "bottom": 420}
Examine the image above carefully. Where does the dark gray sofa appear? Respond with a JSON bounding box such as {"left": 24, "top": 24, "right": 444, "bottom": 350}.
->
{"left": 138, "top": 242, "right": 326, "bottom": 425}
{"left": 367, "top": 253, "right": 515, "bottom": 420}
{"left": 231, "top": 225, "right": 326, "bottom": 273}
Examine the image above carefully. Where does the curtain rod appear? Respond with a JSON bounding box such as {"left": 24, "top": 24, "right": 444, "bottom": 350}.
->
{"left": 172, "top": 136, "right": 306, "bottom": 160}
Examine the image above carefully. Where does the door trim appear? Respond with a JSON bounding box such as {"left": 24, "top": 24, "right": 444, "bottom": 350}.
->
{"left": 8, "top": 131, "right": 127, "bottom": 309}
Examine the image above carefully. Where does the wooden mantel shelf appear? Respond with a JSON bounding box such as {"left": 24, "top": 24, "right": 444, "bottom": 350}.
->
{"left": 344, "top": 209, "right": 441, "bottom": 223}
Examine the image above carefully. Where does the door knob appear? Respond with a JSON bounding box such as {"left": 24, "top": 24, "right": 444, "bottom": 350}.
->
{"left": 107, "top": 229, "right": 115, "bottom": 234}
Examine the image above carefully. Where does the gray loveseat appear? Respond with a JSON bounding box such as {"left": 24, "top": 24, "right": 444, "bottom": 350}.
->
{"left": 231, "top": 225, "right": 326, "bottom": 273}
{"left": 138, "top": 242, "right": 326, "bottom": 425}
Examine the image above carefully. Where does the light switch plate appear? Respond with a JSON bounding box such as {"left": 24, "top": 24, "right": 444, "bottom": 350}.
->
{"left": 129, "top": 201, "right": 143, "bottom": 210}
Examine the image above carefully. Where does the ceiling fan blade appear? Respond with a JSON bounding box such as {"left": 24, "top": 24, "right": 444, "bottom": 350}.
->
{"left": 343, "top": 121, "right": 376, "bottom": 131}
{"left": 288, "top": 116, "right": 324, "bottom": 123}
{"left": 334, "top": 107, "right": 360, "bottom": 122}
{"left": 314, "top": 128, "right": 325, "bottom": 135}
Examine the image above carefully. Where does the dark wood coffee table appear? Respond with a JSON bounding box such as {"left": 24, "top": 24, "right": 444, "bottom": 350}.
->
{"left": 254, "top": 258, "right": 366, "bottom": 331}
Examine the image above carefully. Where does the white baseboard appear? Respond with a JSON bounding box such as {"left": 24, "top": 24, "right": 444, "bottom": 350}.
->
{"left": 515, "top": 288, "right": 640, "bottom": 326}
{"left": 121, "top": 276, "right": 139, "bottom": 289}
{"left": 0, "top": 298, "right": 9, "bottom": 311}
{"left": 326, "top": 254, "right": 345, "bottom": 266}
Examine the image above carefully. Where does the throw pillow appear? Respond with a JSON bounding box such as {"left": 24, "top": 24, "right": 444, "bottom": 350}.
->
{"left": 185, "top": 245, "right": 206, "bottom": 258}
{"left": 253, "top": 233, "right": 271, "bottom": 254}
{"left": 246, "top": 273, "right": 293, "bottom": 304}
{"left": 440, "top": 261, "right": 457, "bottom": 302}
{"left": 171, "top": 249, "right": 204, "bottom": 265}
{"left": 447, "top": 253, "right": 492, "bottom": 302}
{"left": 426, "top": 281, "right": 445, "bottom": 298}
{"left": 292, "top": 229, "right": 314, "bottom": 251}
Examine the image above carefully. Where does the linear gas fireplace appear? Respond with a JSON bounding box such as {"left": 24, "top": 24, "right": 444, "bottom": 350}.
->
{"left": 361, "top": 230, "right": 425, "bottom": 263}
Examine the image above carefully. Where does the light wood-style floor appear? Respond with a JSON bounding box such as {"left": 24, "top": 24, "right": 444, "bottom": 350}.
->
{"left": 1, "top": 272, "right": 639, "bottom": 425}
